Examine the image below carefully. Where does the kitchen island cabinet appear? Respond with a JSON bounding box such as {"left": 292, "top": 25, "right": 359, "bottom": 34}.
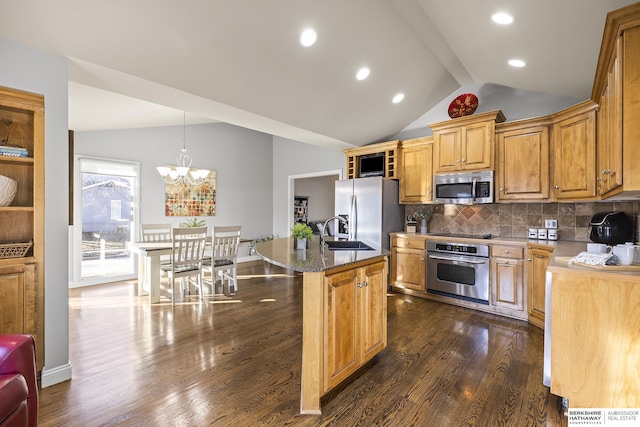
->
{"left": 255, "top": 238, "right": 388, "bottom": 414}
{"left": 548, "top": 264, "right": 640, "bottom": 408}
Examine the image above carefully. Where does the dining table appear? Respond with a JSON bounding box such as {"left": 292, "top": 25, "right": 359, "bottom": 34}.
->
{"left": 129, "top": 237, "right": 248, "bottom": 304}
{"left": 128, "top": 241, "right": 176, "bottom": 304}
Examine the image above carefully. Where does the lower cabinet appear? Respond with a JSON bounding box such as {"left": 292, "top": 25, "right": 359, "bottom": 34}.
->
{"left": 490, "top": 245, "right": 525, "bottom": 314}
{"left": 390, "top": 236, "right": 426, "bottom": 292}
{"left": 0, "top": 263, "right": 37, "bottom": 340}
{"left": 526, "top": 246, "right": 552, "bottom": 328}
{"left": 323, "top": 260, "right": 387, "bottom": 392}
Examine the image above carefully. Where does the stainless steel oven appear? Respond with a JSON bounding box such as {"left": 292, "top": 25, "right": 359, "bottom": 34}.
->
{"left": 427, "top": 241, "right": 490, "bottom": 304}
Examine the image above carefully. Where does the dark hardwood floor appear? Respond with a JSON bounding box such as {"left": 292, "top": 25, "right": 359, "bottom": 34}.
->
{"left": 39, "top": 260, "right": 567, "bottom": 426}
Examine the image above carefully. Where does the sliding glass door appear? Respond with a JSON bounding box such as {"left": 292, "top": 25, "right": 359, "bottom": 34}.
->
{"left": 72, "top": 156, "right": 140, "bottom": 287}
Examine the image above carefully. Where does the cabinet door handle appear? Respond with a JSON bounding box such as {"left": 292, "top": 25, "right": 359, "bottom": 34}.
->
{"left": 357, "top": 282, "right": 368, "bottom": 288}
{"left": 554, "top": 185, "right": 560, "bottom": 189}
{"left": 527, "top": 258, "right": 532, "bottom": 262}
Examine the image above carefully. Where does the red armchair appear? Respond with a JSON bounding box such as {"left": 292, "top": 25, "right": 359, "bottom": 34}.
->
{"left": 0, "top": 335, "right": 38, "bottom": 427}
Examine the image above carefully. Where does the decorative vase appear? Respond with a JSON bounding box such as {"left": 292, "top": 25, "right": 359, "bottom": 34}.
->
{"left": 420, "top": 219, "right": 427, "bottom": 234}
{"left": 294, "top": 238, "right": 307, "bottom": 250}
{"left": 0, "top": 175, "right": 17, "bottom": 207}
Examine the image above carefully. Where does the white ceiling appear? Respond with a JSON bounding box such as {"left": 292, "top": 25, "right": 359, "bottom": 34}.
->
{"left": 0, "top": 0, "right": 636, "bottom": 149}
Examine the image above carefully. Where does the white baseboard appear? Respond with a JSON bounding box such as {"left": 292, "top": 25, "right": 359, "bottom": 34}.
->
{"left": 41, "top": 362, "right": 72, "bottom": 388}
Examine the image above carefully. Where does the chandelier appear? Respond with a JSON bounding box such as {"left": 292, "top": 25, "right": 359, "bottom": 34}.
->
{"left": 156, "top": 112, "right": 211, "bottom": 186}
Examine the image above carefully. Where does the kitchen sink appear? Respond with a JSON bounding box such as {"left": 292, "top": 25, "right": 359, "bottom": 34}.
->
{"left": 325, "top": 240, "right": 374, "bottom": 251}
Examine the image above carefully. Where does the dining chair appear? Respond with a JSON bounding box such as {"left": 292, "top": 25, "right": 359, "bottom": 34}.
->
{"left": 160, "top": 226, "right": 207, "bottom": 306}
{"left": 140, "top": 223, "right": 172, "bottom": 242}
{"left": 141, "top": 223, "right": 172, "bottom": 265}
{"left": 202, "top": 225, "right": 242, "bottom": 296}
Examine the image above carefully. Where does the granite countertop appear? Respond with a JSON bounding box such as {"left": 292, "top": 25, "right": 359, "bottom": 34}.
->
{"left": 255, "top": 237, "right": 389, "bottom": 273}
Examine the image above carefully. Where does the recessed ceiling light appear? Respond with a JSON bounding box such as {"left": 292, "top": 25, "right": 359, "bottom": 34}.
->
{"left": 299, "top": 29, "right": 317, "bottom": 47}
{"left": 491, "top": 12, "right": 514, "bottom": 25}
{"left": 356, "top": 67, "right": 370, "bottom": 81}
{"left": 508, "top": 59, "right": 526, "bottom": 67}
{"left": 392, "top": 93, "right": 405, "bottom": 104}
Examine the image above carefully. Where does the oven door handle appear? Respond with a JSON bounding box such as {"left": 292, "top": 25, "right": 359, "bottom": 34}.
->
{"left": 428, "top": 254, "right": 488, "bottom": 265}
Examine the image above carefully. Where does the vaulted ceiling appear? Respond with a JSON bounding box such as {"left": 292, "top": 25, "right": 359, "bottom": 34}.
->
{"left": 0, "top": 0, "right": 636, "bottom": 149}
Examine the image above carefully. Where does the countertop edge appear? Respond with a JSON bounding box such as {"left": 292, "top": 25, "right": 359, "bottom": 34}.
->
{"left": 256, "top": 238, "right": 389, "bottom": 273}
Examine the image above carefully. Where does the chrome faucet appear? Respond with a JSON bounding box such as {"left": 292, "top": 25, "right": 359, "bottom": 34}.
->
{"left": 321, "top": 216, "right": 349, "bottom": 247}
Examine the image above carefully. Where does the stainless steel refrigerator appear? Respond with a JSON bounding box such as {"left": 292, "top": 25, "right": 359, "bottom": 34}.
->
{"left": 334, "top": 176, "right": 404, "bottom": 250}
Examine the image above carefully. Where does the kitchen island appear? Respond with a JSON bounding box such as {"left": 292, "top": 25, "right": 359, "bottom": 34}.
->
{"left": 546, "top": 249, "right": 640, "bottom": 409}
{"left": 256, "top": 237, "right": 389, "bottom": 414}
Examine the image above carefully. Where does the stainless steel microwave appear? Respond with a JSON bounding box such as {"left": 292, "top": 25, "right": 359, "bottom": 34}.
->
{"left": 433, "top": 170, "right": 494, "bottom": 204}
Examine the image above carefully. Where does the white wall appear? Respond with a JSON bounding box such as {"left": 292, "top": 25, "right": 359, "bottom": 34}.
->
{"left": 392, "top": 82, "right": 581, "bottom": 141}
{"left": 0, "top": 38, "right": 71, "bottom": 385}
{"left": 272, "top": 136, "right": 345, "bottom": 238}
{"left": 75, "top": 122, "right": 274, "bottom": 252}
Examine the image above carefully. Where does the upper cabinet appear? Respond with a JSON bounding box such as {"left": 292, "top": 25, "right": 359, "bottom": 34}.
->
{"left": 592, "top": 4, "right": 640, "bottom": 199}
{"left": 0, "top": 86, "right": 45, "bottom": 371}
{"left": 398, "top": 136, "right": 433, "bottom": 204}
{"left": 551, "top": 101, "right": 598, "bottom": 201}
{"left": 343, "top": 140, "right": 399, "bottom": 180}
{"left": 430, "top": 110, "right": 505, "bottom": 173}
{"left": 495, "top": 118, "right": 550, "bottom": 201}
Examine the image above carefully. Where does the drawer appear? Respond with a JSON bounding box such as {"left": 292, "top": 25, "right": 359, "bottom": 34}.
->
{"left": 491, "top": 244, "right": 524, "bottom": 259}
{"left": 392, "top": 236, "right": 426, "bottom": 249}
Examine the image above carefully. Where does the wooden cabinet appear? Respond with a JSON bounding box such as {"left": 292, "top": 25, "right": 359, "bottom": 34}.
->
{"left": 550, "top": 267, "right": 640, "bottom": 408}
{"left": 495, "top": 119, "right": 550, "bottom": 201}
{"left": 343, "top": 140, "right": 399, "bottom": 180}
{"left": 596, "top": 36, "right": 623, "bottom": 197}
{"left": 592, "top": 8, "right": 640, "bottom": 199}
{"left": 390, "top": 236, "right": 426, "bottom": 292}
{"left": 323, "top": 260, "right": 387, "bottom": 392}
{"left": 399, "top": 136, "right": 433, "bottom": 204}
{"left": 526, "top": 246, "right": 552, "bottom": 329}
{"left": 430, "top": 110, "right": 505, "bottom": 173}
{"left": 0, "top": 86, "right": 44, "bottom": 371}
{"left": 490, "top": 244, "right": 525, "bottom": 313}
{"left": 551, "top": 101, "right": 598, "bottom": 201}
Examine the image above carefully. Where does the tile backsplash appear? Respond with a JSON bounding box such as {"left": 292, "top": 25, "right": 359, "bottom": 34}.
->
{"left": 407, "top": 201, "right": 639, "bottom": 242}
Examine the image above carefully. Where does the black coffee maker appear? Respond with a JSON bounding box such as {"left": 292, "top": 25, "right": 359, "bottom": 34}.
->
{"left": 589, "top": 211, "right": 634, "bottom": 245}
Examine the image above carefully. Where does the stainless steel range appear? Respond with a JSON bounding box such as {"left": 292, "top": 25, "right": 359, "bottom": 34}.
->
{"left": 426, "top": 240, "right": 490, "bottom": 304}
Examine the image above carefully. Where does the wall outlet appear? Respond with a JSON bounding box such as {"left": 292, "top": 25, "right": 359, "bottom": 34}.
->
{"left": 545, "top": 219, "right": 558, "bottom": 229}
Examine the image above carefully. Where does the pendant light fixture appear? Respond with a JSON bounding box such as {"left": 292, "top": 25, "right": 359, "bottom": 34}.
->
{"left": 156, "top": 112, "right": 210, "bottom": 186}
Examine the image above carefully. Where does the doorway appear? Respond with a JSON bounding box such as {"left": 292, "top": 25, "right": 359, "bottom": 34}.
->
{"left": 288, "top": 169, "right": 342, "bottom": 232}
{"left": 70, "top": 156, "right": 140, "bottom": 287}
